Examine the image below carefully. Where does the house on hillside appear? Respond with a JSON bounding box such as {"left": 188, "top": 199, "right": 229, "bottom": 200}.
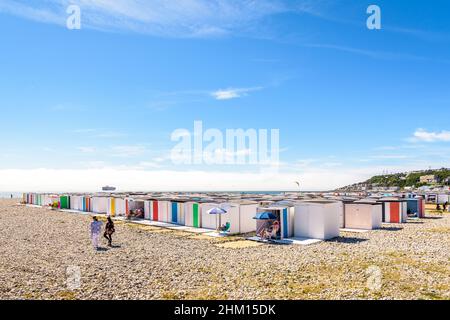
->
{"left": 420, "top": 175, "right": 437, "bottom": 184}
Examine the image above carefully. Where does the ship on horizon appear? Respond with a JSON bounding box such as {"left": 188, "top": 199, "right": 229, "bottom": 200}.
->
{"left": 102, "top": 186, "right": 117, "bottom": 191}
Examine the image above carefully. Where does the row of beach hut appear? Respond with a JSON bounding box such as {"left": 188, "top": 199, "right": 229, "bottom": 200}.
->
{"left": 22, "top": 192, "right": 426, "bottom": 240}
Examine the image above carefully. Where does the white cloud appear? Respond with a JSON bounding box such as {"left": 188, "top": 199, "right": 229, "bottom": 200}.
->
{"left": 110, "top": 145, "right": 147, "bottom": 157}
{"left": 211, "top": 87, "right": 263, "bottom": 100}
{"left": 412, "top": 129, "right": 450, "bottom": 142}
{"left": 2, "top": 161, "right": 450, "bottom": 192}
{"left": 370, "top": 154, "right": 410, "bottom": 160}
{"left": 69, "top": 128, "right": 126, "bottom": 138}
{"left": 138, "top": 161, "right": 162, "bottom": 168}
{"left": 303, "top": 43, "right": 433, "bottom": 62}
{"left": 0, "top": 167, "right": 366, "bottom": 192}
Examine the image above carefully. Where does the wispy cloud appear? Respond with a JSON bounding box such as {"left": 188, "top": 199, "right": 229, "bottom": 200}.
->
{"left": 95, "top": 131, "right": 127, "bottom": 139}
{"left": 77, "top": 146, "right": 96, "bottom": 153}
{"left": 110, "top": 145, "right": 147, "bottom": 157}
{"left": 370, "top": 154, "right": 410, "bottom": 160}
{"left": 138, "top": 161, "right": 163, "bottom": 169}
{"left": 385, "top": 26, "right": 450, "bottom": 43}
{"left": 71, "top": 128, "right": 97, "bottom": 134}
{"left": 304, "top": 43, "right": 436, "bottom": 62}
{"left": 411, "top": 129, "right": 450, "bottom": 142}
{"left": 0, "top": 0, "right": 293, "bottom": 37}
{"left": 211, "top": 87, "right": 263, "bottom": 100}
{"left": 69, "top": 128, "right": 127, "bottom": 138}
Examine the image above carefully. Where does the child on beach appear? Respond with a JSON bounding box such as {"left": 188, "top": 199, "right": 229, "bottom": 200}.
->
{"left": 103, "top": 217, "right": 115, "bottom": 247}
{"left": 90, "top": 216, "right": 103, "bottom": 250}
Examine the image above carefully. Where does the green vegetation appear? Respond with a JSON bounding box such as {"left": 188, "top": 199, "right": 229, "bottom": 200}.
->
{"left": 366, "top": 168, "right": 450, "bottom": 188}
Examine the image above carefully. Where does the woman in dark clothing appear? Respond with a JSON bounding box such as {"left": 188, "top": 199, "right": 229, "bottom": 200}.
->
{"left": 104, "top": 217, "right": 115, "bottom": 247}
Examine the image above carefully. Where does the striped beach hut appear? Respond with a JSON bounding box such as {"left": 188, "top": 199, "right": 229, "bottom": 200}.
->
{"left": 405, "top": 196, "right": 425, "bottom": 218}
{"left": 59, "top": 195, "right": 70, "bottom": 209}
{"left": 377, "top": 198, "right": 408, "bottom": 223}
{"left": 33, "top": 194, "right": 38, "bottom": 205}
{"left": 144, "top": 199, "right": 158, "bottom": 220}
{"left": 169, "top": 200, "right": 188, "bottom": 225}
{"left": 82, "top": 195, "right": 92, "bottom": 212}
{"left": 32, "top": 193, "right": 40, "bottom": 205}
{"left": 184, "top": 201, "right": 202, "bottom": 228}
{"left": 107, "top": 196, "right": 130, "bottom": 217}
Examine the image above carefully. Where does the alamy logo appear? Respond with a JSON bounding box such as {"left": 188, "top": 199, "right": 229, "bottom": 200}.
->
{"left": 66, "top": 5, "right": 81, "bottom": 30}
{"left": 171, "top": 121, "right": 280, "bottom": 166}
{"left": 366, "top": 266, "right": 382, "bottom": 291}
{"left": 367, "top": 5, "right": 382, "bottom": 30}
{"left": 66, "top": 265, "right": 81, "bottom": 290}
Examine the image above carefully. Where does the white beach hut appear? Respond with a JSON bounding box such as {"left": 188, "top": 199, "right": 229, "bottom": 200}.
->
{"left": 200, "top": 202, "right": 222, "bottom": 230}
{"left": 70, "top": 195, "right": 84, "bottom": 211}
{"left": 235, "top": 201, "right": 258, "bottom": 234}
{"left": 199, "top": 200, "right": 257, "bottom": 234}
{"left": 294, "top": 200, "right": 341, "bottom": 240}
{"left": 377, "top": 198, "right": 408, "bottom": 223}
{"left": 106, "top": 196, "right": 128, "bottom": 217}
{"left": 144, "top": 199, "right": 157, "bottom": 220}
{"left": 157, "top": 200, "right": 170, "bottom": 222}
{"left": 184, "top": 201, "right": 203, "bottom": 228}
{"left": 255, "top": 206, "right": 294, "bottom": 240}
{"left": 168, "top": 200, "right": 187, "bottom": 225}
{"left": 343, "top": 200, "right": 383, "bottom": 230}
{"left": 91, "top": 196, "right": 109, "bottom": 214}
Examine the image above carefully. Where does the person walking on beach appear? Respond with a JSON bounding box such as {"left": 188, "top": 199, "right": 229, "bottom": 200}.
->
{"left": 444, "top": 201, "right": 448, "bottom": 212}
{"left": 104, "top": 216, "right": 115, "bottom": 247}
{"left": 90, "top": 216, "right": 103, "bottom": 250}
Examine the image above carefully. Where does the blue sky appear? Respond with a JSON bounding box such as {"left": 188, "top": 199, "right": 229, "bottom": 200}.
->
{"left": 1, "top": 0, "right": 450, "bottom": 192}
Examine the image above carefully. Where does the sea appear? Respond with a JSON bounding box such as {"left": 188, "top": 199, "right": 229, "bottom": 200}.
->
{"left": 0, "top": 192, "right": 22, "bottom": 199}
{"left": 0, "top": 191, "right": 323, "bottom": 198}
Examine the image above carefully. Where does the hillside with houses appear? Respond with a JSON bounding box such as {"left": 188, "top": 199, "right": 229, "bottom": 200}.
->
{"left": 338, "top": 168, "right": 450, "bottom": 192}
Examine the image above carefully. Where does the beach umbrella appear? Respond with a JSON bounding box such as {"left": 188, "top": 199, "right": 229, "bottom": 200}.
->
{"left": 207, "top": 207, "right": 227, "bottom": 230}
{"left": 253, "top": 212, "right": 277, "bottom": 220}
{"left": 254, "top": 212, "right": 278, "bottom": 239}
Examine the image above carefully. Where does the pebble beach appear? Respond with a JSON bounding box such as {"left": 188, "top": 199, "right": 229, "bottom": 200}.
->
{"left": 0, "top": 199, "right": 449, "bottom": 300}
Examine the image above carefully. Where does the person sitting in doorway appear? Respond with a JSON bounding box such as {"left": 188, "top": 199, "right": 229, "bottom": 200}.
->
{"left": 127, "top": 208, "right": 144, "bottom": 219}
{"left": 218, "top": 222, "right": 231, "bottom": 233}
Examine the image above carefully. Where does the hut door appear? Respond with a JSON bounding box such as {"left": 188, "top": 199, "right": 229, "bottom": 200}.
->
{"left": 390, "top": 202, "right": 400, "bottom": 223}
{"left": 282, "top": 208, "right": 288, "bottom": 238}
{"left": 172, "top": 202, "right": 178, "bottom": 223}
{"left": 152, "top": 201, "right": 159, "bottom": 221}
